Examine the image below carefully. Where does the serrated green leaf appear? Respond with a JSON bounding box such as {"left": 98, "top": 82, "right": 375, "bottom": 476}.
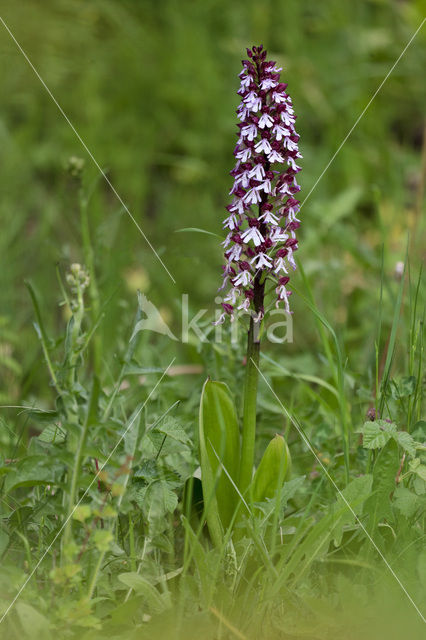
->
{"left": 360, "top": 421, "right": 393, "bottom": 449}
{"left": 155, "top": 417, "right": 191, "bottom": 445}
{"left": 393, "top": 430, "right": 416, "bottom": 457}
{"left": 136, "top": 481, "right": 178, "bottom": 526}
{"left": 37, "top": 423, "right": 66, "bottom": 444}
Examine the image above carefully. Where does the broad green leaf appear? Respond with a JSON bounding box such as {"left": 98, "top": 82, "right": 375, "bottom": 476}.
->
{"left": 252, "top": 434, "right": 291, "bottom": 503}
{"left": 199, "top": 379, "right": 240, "bottom": 545}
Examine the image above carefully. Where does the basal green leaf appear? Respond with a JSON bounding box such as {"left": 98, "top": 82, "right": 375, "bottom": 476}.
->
{"left": 199, "top": 379, "right": 240, "bottom": 545}
{"left": 252, "top": 434, "right": 291, "bottom": 503}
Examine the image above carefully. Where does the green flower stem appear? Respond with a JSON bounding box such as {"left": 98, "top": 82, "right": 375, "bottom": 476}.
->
{"left": 240, "top": 315, "right": 261, "bottom": 497}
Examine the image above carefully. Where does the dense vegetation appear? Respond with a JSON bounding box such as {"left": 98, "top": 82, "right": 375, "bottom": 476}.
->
{"left": 0, "top": 2, "right": 425, "bottom": 638}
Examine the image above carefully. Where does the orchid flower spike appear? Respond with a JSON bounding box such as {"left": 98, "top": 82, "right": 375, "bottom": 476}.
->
{"left": 217, "top": 45, "right": 302, "bottom": 324}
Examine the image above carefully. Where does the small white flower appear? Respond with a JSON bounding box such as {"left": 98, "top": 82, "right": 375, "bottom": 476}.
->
{"left": 287, "top": 203, "right": 300, "bottom": 220}
{"left": 227, "top": 244, "right": 242, "bottom": 262}
{"left": 256, "top": 179, "right": 272, "bottom": 193}
{"left": 241, "top": 226, "right": 264, "bottom": 247}
{"left": 259, "top": 209, "right": 279, "bottom": 224}
{"left": 259, "top": 78, "right": 278, "bottom": 90}
{"left": 223, "top": 214, "right": 239, "bottom": 230}
{"left": 274, "top": 257, "right": 288, "bottom": 274}
{"left": 277, "top": 182, "right": 291, "bottom": 195}
{"left": 231, "top": 170, "right": 251, "bottom": 192}
{"left": 287, "top": 247, "right": 297, "bottom": 270}
{"left": 272, "top": 91, "right": 286, "bottom": 104}
{"left": 287, "top": 157, "right": 301, "bottom": 171}
{"left": 276, "top": 286, "right": 291, "bottom": 313}
{"left": 238, "top": 297, "right": 251, "bottom": 312}
{"left": 270, "top": 227, "right": 288, "bottom": 242}
{"left": 240, "top": 74, "right": 253, "bottom": 89}
{"left": 268, "top": 150, "right": 284, "bottom": 163}
{"left": 233, "top": 270, "right": 252, "bottom": 287}
{"left": 244, "top": 91, "right": 262, "bottom": 112}
{"left": 229, "top": 197, "right": 245, "bottom": 214}
{"left": 281, "top": 111, "right": 295, "bottom": 127}
{"left": 235, "top": 147, "right": 252, "bottom": 162}
{"left": 213, "top": 313, "right": 226, "bottom": 326}
{"left": 251, "top": 252, "right": 273, "bottom": 269}
{"left": 255, "top": 138, "right": 272, "bottom": 154}
{"left": 241, "top": 124, "right": 258, "bottom": 141}
{"left": 243, "top": 187, "right": 262, "bottom": 205}
{"left": 272, "top": 124, "right": 290, "bottom": 140}
{"left": 222, "top": 233, "right": 232, "bottom": 248}
{"left": 237, "top": 106, "right": 250, "bottom": 121}
{"left": 249, "top": 163, "right": 265, "bottom": 180}
{"left": 224, "top": 287, "right": 241, "bottom": 304}
{"left": 258, "top": 113, "right": 274, "bottom": 129}
{"left": 283, "top": 137, "right": 298, "bottom": 152}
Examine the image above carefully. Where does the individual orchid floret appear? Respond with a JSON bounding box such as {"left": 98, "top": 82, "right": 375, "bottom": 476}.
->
{"left": 217, "top": 44, "right": 302, "bottom": 324}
